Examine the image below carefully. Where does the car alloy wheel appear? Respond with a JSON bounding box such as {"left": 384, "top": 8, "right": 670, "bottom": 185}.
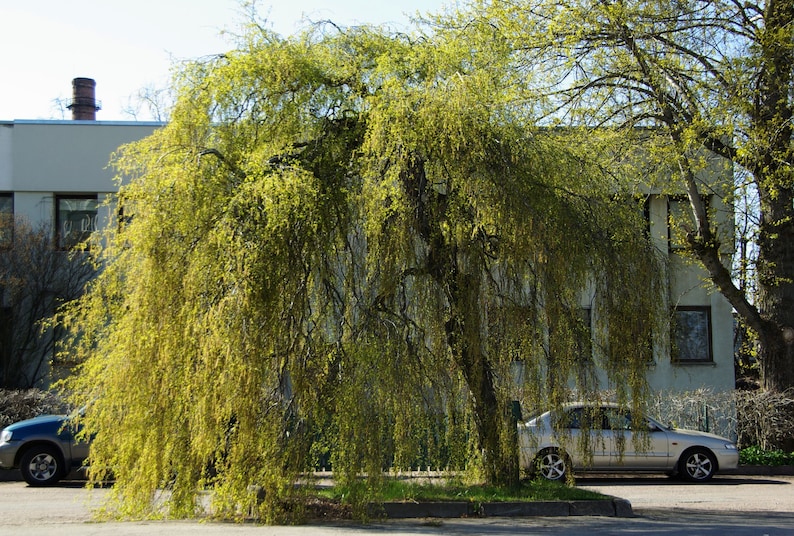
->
{"left": 20, "top": 446, "right": 63, "bottom": 486}
{"left": 680, "top": 448, "right": 716, "bottom": 482}
{"left": 536, "top": 449, "right": 569, "bottom": 481}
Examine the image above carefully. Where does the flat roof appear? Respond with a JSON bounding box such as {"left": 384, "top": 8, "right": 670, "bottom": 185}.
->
{"left": 0, "top": 119, "right": 166, "bottom": 127}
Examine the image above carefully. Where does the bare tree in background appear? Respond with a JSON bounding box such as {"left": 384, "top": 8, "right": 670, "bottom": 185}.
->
{"left": 122, "top": 83, "right": 173, "bottom": 122}
{"left": 0, "top": 217, "right": 96, "bottom": 388}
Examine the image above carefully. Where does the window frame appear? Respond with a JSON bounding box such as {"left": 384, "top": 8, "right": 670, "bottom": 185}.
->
{"left": 55, "top": 194, "right": 99, "bottom": 250}
{"left": 667, "top": 194, "right": 711, "bottom": 252}
{"left": 671, "top": 306, "right": 714, "bottom": 364}
{"left": 0, "top": 193, "right": 12, "bottom": 249}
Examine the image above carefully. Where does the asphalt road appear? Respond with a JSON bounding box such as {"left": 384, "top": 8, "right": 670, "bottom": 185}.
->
{"left": 579, "top": 473, "right": 794, "bottom": 513}
{"left": 0, "top": 473, "right": 793, "bottom": 535}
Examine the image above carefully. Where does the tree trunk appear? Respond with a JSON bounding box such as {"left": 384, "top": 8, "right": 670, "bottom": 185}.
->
{"left": 445, "top": 271, "right": 519, "bottom": 488}
{"left": 684, "top": 0, "right": 794, "bottom": 397}
{"left": 404, "top": 155, "right": 519, "bottom": 487}
{"left": 756, "top": 191, "right": 794, "bottom": 394}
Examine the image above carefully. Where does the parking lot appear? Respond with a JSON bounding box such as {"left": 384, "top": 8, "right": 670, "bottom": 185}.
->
{"left": 579, "top": 473, "right": 794, "bottom": 514}
{"left": 0, "top": 473, "right": 793, "bottom": 535}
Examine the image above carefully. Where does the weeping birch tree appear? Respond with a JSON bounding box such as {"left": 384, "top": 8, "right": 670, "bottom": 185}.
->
{"left": 60, "top": 15, "right": 664, "bottom": 520}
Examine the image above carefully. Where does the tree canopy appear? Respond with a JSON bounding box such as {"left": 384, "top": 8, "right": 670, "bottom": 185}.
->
{"left": 60, "top": 11, "right": 665, "bottom": 520}
{"left": 462, "top": 0, "right": 794, "bottom": 394}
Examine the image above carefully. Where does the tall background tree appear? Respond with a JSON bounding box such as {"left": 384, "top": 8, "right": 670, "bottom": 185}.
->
{"left": 60, "top": 13, "right": 664, "bottom": 519}
{"left": 465, "top": 0, "right": 793, "bottom": 396}
{"left": 0, "top": 218, "right": 95, "bottom": 388}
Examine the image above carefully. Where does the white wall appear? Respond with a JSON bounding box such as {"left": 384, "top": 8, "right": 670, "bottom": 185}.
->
{"left": 1, "top": 119, "right": 161, "bottom": 228}
{"left": 645, "top": 191, "right": 736, "bottom": 394}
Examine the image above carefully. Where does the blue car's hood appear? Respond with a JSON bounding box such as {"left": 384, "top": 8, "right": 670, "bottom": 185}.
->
{"left": 6, "top": 414, "right": 67, "bottom": 432}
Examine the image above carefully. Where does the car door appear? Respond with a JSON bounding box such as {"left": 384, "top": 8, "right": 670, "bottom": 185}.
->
{"left": 59, "top": 419, "right": 90, "bottom": 467}
{"left": 560, "top": 406, "right": 610, "bottom": 470}
{"left": 605, "top": 408, "right": 670, "bottom": 469}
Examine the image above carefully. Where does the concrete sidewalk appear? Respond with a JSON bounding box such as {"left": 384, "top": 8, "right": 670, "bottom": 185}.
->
{"left": 2, "top": 465, "right": 792, "bottom": 520}
{"left": 0, "top": 468, "right": 632, "bottom": 518}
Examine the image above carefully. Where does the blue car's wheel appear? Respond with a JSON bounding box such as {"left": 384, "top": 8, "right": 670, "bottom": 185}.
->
{"left": 20, "top": 446, "right": 64, "bottom": 486}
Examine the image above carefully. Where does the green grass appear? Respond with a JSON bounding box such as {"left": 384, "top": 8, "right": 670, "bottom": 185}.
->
{"left": 324, "top": 478, "right": 607, "bottom": 503}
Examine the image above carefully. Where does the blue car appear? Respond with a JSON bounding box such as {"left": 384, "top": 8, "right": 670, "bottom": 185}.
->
{"left": 0, "top": 412, "right": 90, "bottom": 486}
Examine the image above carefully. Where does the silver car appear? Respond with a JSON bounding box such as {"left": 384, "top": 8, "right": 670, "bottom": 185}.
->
{"left": 518, "top": 403, "right": 739, "bottom": 482}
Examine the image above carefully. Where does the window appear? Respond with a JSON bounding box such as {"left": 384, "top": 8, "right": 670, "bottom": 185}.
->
{"left": 639, "top": 195, "right": 651, "bottom": 238}
{"left": 0, "top": 307, "right": 11, "bottom": 378}
{"left": 672, "top": 306, "right": 713, "bottom": 363}
{"left": 576, "top": 307, "right": 593, "bottom": 361}
{"left": 604, "top": 408, "right": 632, "bottom": 431}
{"left": 0, "top": 194, "right": 11, "bottom": 248}
{"left": 668, "top": 195, "right": 711, "bottom": 251}
{"left": 563, "top": 407, "right": 603, "bottom": 430}
{"left": 56, "top": 195, "right": 98, "bottom": 249}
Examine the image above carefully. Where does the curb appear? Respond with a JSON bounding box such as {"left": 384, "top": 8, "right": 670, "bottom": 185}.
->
{"left": 372, "top": 498, "right": 634, "bottom": 518}
{"left": 723, "top": 465, "right": 794, "bottom": 476}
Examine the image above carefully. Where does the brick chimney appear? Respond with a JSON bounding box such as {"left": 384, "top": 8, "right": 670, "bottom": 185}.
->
{"left": 67, "top": 77, "right": 101, "bottom": 120}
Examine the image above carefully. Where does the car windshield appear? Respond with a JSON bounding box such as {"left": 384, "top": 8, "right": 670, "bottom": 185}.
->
{"left": 523, "top": 411, "right": 545, "bottom": 423}
{"left": 647, "top": 416, "right": 671, "bottom": 431}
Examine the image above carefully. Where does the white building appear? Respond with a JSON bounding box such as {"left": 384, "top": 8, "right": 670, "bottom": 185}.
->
{"left": 643, "top": 193, "right": 735, "bottom": 393}
{"left": 0, "top": 79, "right": 164, "bottom": 387}
{"left": 0, "top": 119, "right": 162, "bottom": 249}
{"left": 0, "top": 80, "right": 735, "bottom": 397}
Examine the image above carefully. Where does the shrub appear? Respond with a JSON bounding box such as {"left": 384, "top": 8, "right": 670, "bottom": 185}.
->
{"left": 735, "top": 389, "right": 794, "bottom": 451}
{"left": 0, "top": 389, "right": 68, "bottom": 428}
{"left": 739, "top": 445, "right": 794, "bottom": 466}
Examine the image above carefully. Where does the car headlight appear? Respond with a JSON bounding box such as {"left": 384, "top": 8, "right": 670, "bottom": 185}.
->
{"left": 724, "top": 443, "right": 738, "bottom": 450}
{"left": 0, "top": 429, "right": 11, "bottom": 443}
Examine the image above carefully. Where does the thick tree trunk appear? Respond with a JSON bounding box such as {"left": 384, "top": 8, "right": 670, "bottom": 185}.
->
{"left": 445, "top": 271, "right": 519, "bottom": 488}
{"left": 758, "top": 329, "right": 794, "bottom": 393}
{"left": 405, "top": 155, "right": 519, "bottom": 488}
{"left": 756, "top": 191, "right": 794, "bottom": 393}
{"left": 752, "top": 0, "right": 794, "bottom": 395}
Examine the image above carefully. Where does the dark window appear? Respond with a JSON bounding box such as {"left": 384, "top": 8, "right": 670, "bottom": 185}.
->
{"left": 668, "top": 195, "right": 711, "bottom": 251}
{"left": 564, "top": 407, "right": 603, "bottom": 430}
{"left": 672, "top": 306, "right": 713, "bottom": 363}
{"left": 604, "top": 408, "right": 632, "bottom": 430}
{"left": 0, "top": 194, "right": 12, "bottom": 248}
{"left": 577, "top": 307, "right": 593, "bottom": 361}
{"left": 56, "top": 195, "right": 98, "bottom": 249}
{"left": 0, "top": 307, "right": 11, "bottom": 379}
{"left": 639, "top": 195, "right": 651, "bottom": 238}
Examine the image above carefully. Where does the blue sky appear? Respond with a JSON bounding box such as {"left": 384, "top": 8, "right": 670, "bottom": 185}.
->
{"left": 0, "top": 0, "right": 451, "bottom": 121}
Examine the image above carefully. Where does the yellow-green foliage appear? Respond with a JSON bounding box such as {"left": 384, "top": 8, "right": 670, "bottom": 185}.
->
{"left": 58, "top": 11, "right": 665, "bottom": 521}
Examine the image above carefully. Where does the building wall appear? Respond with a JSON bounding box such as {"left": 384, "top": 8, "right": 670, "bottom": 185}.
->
{"left": 0, "top": 120, "right": 162, "bottom": 387}
{"left": 643, "top": 164, "right": 736, "bottom": 394}
{"left": 2, "top": 120, "right": 161, "bottom": 227}
{"left": 0, "top": 125, "right": 12, "bottom": 184}
{"left": 1, "top": 119, "right": 736, "bottom": 395}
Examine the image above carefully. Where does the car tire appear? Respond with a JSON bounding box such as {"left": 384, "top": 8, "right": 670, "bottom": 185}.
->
{"left": 534, "top": 448, "right": 570, "bottom": 482}
{"left": 19, "top": 445, "right": 64, "bottom": 486}
{"left": 678, "top": 448, "right": 716, "bottom": 482}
